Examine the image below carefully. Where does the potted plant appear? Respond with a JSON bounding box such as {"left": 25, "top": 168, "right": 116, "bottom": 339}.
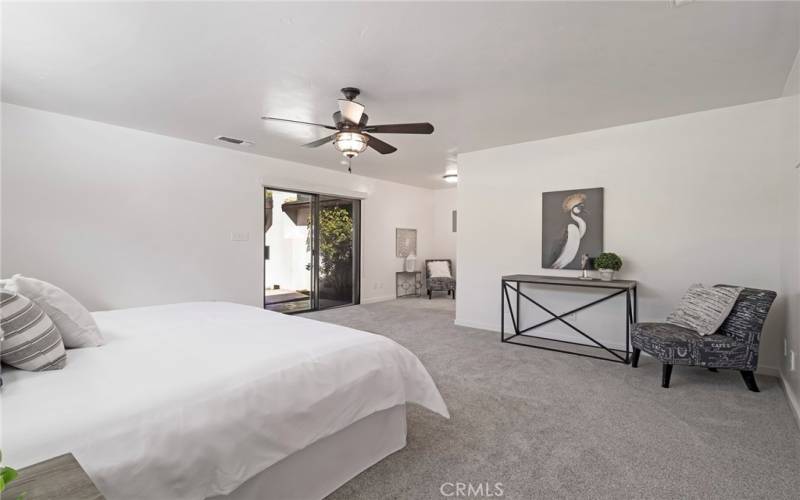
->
{"left": 594, "top": 252, "right": 622, "bottom": 281}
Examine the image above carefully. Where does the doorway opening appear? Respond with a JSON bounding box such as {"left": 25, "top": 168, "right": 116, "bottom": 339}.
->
{"left": 263, "top": 187, "right": 360, "bottom": 313}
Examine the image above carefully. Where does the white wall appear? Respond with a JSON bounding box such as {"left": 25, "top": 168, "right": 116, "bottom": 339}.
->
{"left": 457, "top": 97, "right": 798, "bottom": 373}
{"left": 361, "top": 179, "right": 434, "bottom": 302}
{"left": 781, "top": 50, "right": 800, "bottom": 422}
{"left": 0, "top": 103, "right": 434, "bottom": 310}
{"left": 432, "top": 187, "right": 458, "bottom": 270}
{"left": 783, "top": 49, "right": 800, "bottom": 100}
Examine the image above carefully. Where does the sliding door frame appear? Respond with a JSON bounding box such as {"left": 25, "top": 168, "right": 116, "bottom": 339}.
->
{"left": 263, "top": 186, "right": 318, "bottom": 314}
{"left": 352, "top": 199, "right": 361, "bottom": 306}
{"left": 263, "top": 186, "right": 361, "bottom": 314}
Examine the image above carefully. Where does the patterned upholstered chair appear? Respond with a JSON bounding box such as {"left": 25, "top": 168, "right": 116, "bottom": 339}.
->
{"left": 425, "top": 259, "right": 455, "bottom": 300}
{"left": 631, "top": 286, "right": 776, "bottom": 391}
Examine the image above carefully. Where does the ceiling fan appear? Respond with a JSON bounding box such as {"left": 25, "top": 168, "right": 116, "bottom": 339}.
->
{"left": 261, "top": 87, "right": 434, "bottom": 160}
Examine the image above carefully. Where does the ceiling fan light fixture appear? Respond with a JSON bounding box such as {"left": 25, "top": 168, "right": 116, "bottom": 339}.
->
{"left": 443, "top": 173, "right": 458, "bottom": 183}
{"left": 333, "top": 131, "right": 368, "bottom": 158}
{"left": 267, "top": 87, "right": 432, "bottom": 158}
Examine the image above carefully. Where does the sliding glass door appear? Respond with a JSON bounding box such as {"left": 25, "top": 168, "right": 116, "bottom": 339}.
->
{"left": 264, "top": 187, "right": 360, "bottom": 313}
{"left": 318, "top": 195, "right": 360, "bottom": 309}
{"left": 263, "top": 189, "right": 314, "bottom": 313}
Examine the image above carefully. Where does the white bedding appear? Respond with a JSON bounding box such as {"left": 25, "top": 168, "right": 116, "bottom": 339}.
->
{"left": 1, "top": 302, "right": 448, "bottom": 500}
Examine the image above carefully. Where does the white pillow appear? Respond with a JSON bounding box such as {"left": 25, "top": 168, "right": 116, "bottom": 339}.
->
{"left": 428, "top": 261, "right": 452, "bottom": 279}
{"left": 7, "top": 275, "right": 104, "bottom": 348}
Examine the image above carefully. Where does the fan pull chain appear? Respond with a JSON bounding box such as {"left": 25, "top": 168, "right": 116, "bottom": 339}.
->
{"left": 347, "top": 158, "right": 352, "bottom": 174}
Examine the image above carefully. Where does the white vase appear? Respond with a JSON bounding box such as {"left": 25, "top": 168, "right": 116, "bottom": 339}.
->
{"left": 405, "top": 253, "right": 416, "bottom": 272}
{"left": 599, "top": 269, "right": 615, "bottom": 281}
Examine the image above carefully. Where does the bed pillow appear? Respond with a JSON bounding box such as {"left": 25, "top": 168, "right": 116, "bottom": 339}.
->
{"left": 0, "top": 290, "right": 67, "bottom": 371}
{"left": 427, "top": 261, "right": 451, "bottom": 279}
{"left": 666, "top": 284, "right": 743, "bottom": 336}
{"left": 7, "top": 275, "right": 104, "bottom": 348}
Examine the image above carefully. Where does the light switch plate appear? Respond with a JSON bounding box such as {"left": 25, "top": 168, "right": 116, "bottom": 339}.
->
{"left": 231, "top": 232, "right": 250, "bottom": 241}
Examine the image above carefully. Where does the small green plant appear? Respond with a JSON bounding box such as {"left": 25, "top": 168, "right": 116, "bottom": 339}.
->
{"left": 0, "top": 451, "right": 18, "bottom": 493}
{"left": 594, "top": 252, "right": 622, "bottom": 271}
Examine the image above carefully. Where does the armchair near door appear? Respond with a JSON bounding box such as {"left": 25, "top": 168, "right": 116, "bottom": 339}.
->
{"left": 425, "top": 259, "right": 455, "bottom": 299}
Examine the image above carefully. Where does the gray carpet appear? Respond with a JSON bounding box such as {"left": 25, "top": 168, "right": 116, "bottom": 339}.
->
{"left": 304, "top": 299, "right": 800, "bottom": 500}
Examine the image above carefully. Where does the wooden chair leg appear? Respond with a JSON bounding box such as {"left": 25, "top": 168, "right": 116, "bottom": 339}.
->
{"left": 452, "top": 289, "right": 455, "bottom": 300}
{"left": 631, "top": 348, "right": 641, "bottom": 368}
{"left": 707, "top": 368, "right": 718, "bottom": 373}
{"left": 740, "top": 370, "right": 760, "bottom": 392}
{"left": 662, "top": 364, "right": 673, "bottom": 388}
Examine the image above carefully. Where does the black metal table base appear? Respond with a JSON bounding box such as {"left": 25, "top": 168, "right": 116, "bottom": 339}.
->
{"left": 501, "top": 276, "right": 638, "bottom": 364}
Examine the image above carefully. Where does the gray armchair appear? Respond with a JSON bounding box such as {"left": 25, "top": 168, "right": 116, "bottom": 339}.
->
{"left": 425, "top": 259, "right": 455, "bottom": 300}
{"left": 631, "top": 285, "right": 776, "bottom": 391}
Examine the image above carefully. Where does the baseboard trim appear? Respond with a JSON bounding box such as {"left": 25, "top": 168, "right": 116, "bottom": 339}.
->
{"left": 454, "top": 318, "right": 496, "bottom": 332}
{"left": 779, "top": 374, "right": 800, "bottom": 431}
{"left": 361, "top": 294, "right": 396, "bottom": 305}
{"left": 756, "top": 365, "right": 780, "bottom": 377}
{"left": 455, "top": 319, "right": 787, "bottom": 377}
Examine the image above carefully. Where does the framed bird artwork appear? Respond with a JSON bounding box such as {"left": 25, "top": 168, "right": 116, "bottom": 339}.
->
{"left": 542, "top": 187, "right": 604, "bottom": 270}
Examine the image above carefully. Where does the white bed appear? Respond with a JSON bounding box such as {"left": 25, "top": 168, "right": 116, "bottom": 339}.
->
{"left": 2, "top": 302, "right": 448, "bottom": 500}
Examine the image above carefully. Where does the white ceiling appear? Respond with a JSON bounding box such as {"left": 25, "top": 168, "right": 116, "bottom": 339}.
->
{"left": 3, "top": 1, "right": 799, "bottom": 188}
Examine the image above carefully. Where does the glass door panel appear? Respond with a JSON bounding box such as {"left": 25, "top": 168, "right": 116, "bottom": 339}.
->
{"left": 317, "top": 196, "right": 360, "bottom": 309}
{"left": 264, "top": 188, "right": 314, "bottom": 313}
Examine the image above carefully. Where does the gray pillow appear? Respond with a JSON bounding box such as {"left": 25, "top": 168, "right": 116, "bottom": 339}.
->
{"left": 1, "top": 290, "right": 67, "bottom": 371}
{"left": 666, "top": 284, "right": 743, "bottom": 336}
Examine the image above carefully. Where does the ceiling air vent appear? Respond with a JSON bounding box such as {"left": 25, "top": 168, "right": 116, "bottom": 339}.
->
{"left": 215, "top": 136, "right": 253, "bottom": 146}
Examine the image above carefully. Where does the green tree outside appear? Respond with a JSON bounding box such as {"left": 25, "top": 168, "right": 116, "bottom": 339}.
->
{"left": 306, "top": 204, "right": 354, "bottom": 299}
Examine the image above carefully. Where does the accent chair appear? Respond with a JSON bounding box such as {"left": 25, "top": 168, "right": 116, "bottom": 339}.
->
{"left": 630, "top": 285, "right": 776, "bottom": 391}
{"left": 425, "top": 259, "right": 455, "bottom": 300}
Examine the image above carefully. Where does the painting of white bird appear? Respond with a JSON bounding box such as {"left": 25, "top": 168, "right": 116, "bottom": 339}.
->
{"left": 542, "top": 188, "right": 603, "bottom": 270}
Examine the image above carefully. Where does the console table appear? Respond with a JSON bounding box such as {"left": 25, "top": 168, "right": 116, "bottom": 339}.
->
{"left": 501, "top": 275, "right": 638, "bottom": 364}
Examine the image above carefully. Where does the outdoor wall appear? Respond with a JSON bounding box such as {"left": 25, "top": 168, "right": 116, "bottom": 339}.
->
{"left": 263, "top": 191, "right": 311, "bottom": 293}
{"left": 1, "top": 103, "right": 434, "bottom": 310}
{"left": 456, "top": 97, "right": 798, "bottom": 374}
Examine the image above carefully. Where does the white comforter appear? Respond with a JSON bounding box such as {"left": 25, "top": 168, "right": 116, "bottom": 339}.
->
{"left": 2, "top": 302, "right": 448, "bottom": 500}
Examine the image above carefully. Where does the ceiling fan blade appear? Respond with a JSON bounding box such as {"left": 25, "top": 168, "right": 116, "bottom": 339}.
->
{"left": 363, "top": 122, "right": 434, "bottom": 134}
{"left": 364, "top": 133, "right": 397, "bottom": 154}
{"left": 261, "top": 117, "right": 337, "bottom": 130}
{"left": 337, "top": 99, "right": 365, "bottom": 124}
{"left": 302, "top": 134, "right": 337, "bottom": 148}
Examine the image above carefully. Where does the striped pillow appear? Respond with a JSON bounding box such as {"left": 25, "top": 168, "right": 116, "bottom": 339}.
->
{"left": 666, "top": 284, "right": 743, "bottom": 336}
{"left": 1, "top": 290, "right": 67, "bottom": 371}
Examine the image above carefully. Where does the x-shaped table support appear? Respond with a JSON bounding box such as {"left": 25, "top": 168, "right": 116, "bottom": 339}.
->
{"left": 501, "top": 277, "right": 637, "bottom": 364}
